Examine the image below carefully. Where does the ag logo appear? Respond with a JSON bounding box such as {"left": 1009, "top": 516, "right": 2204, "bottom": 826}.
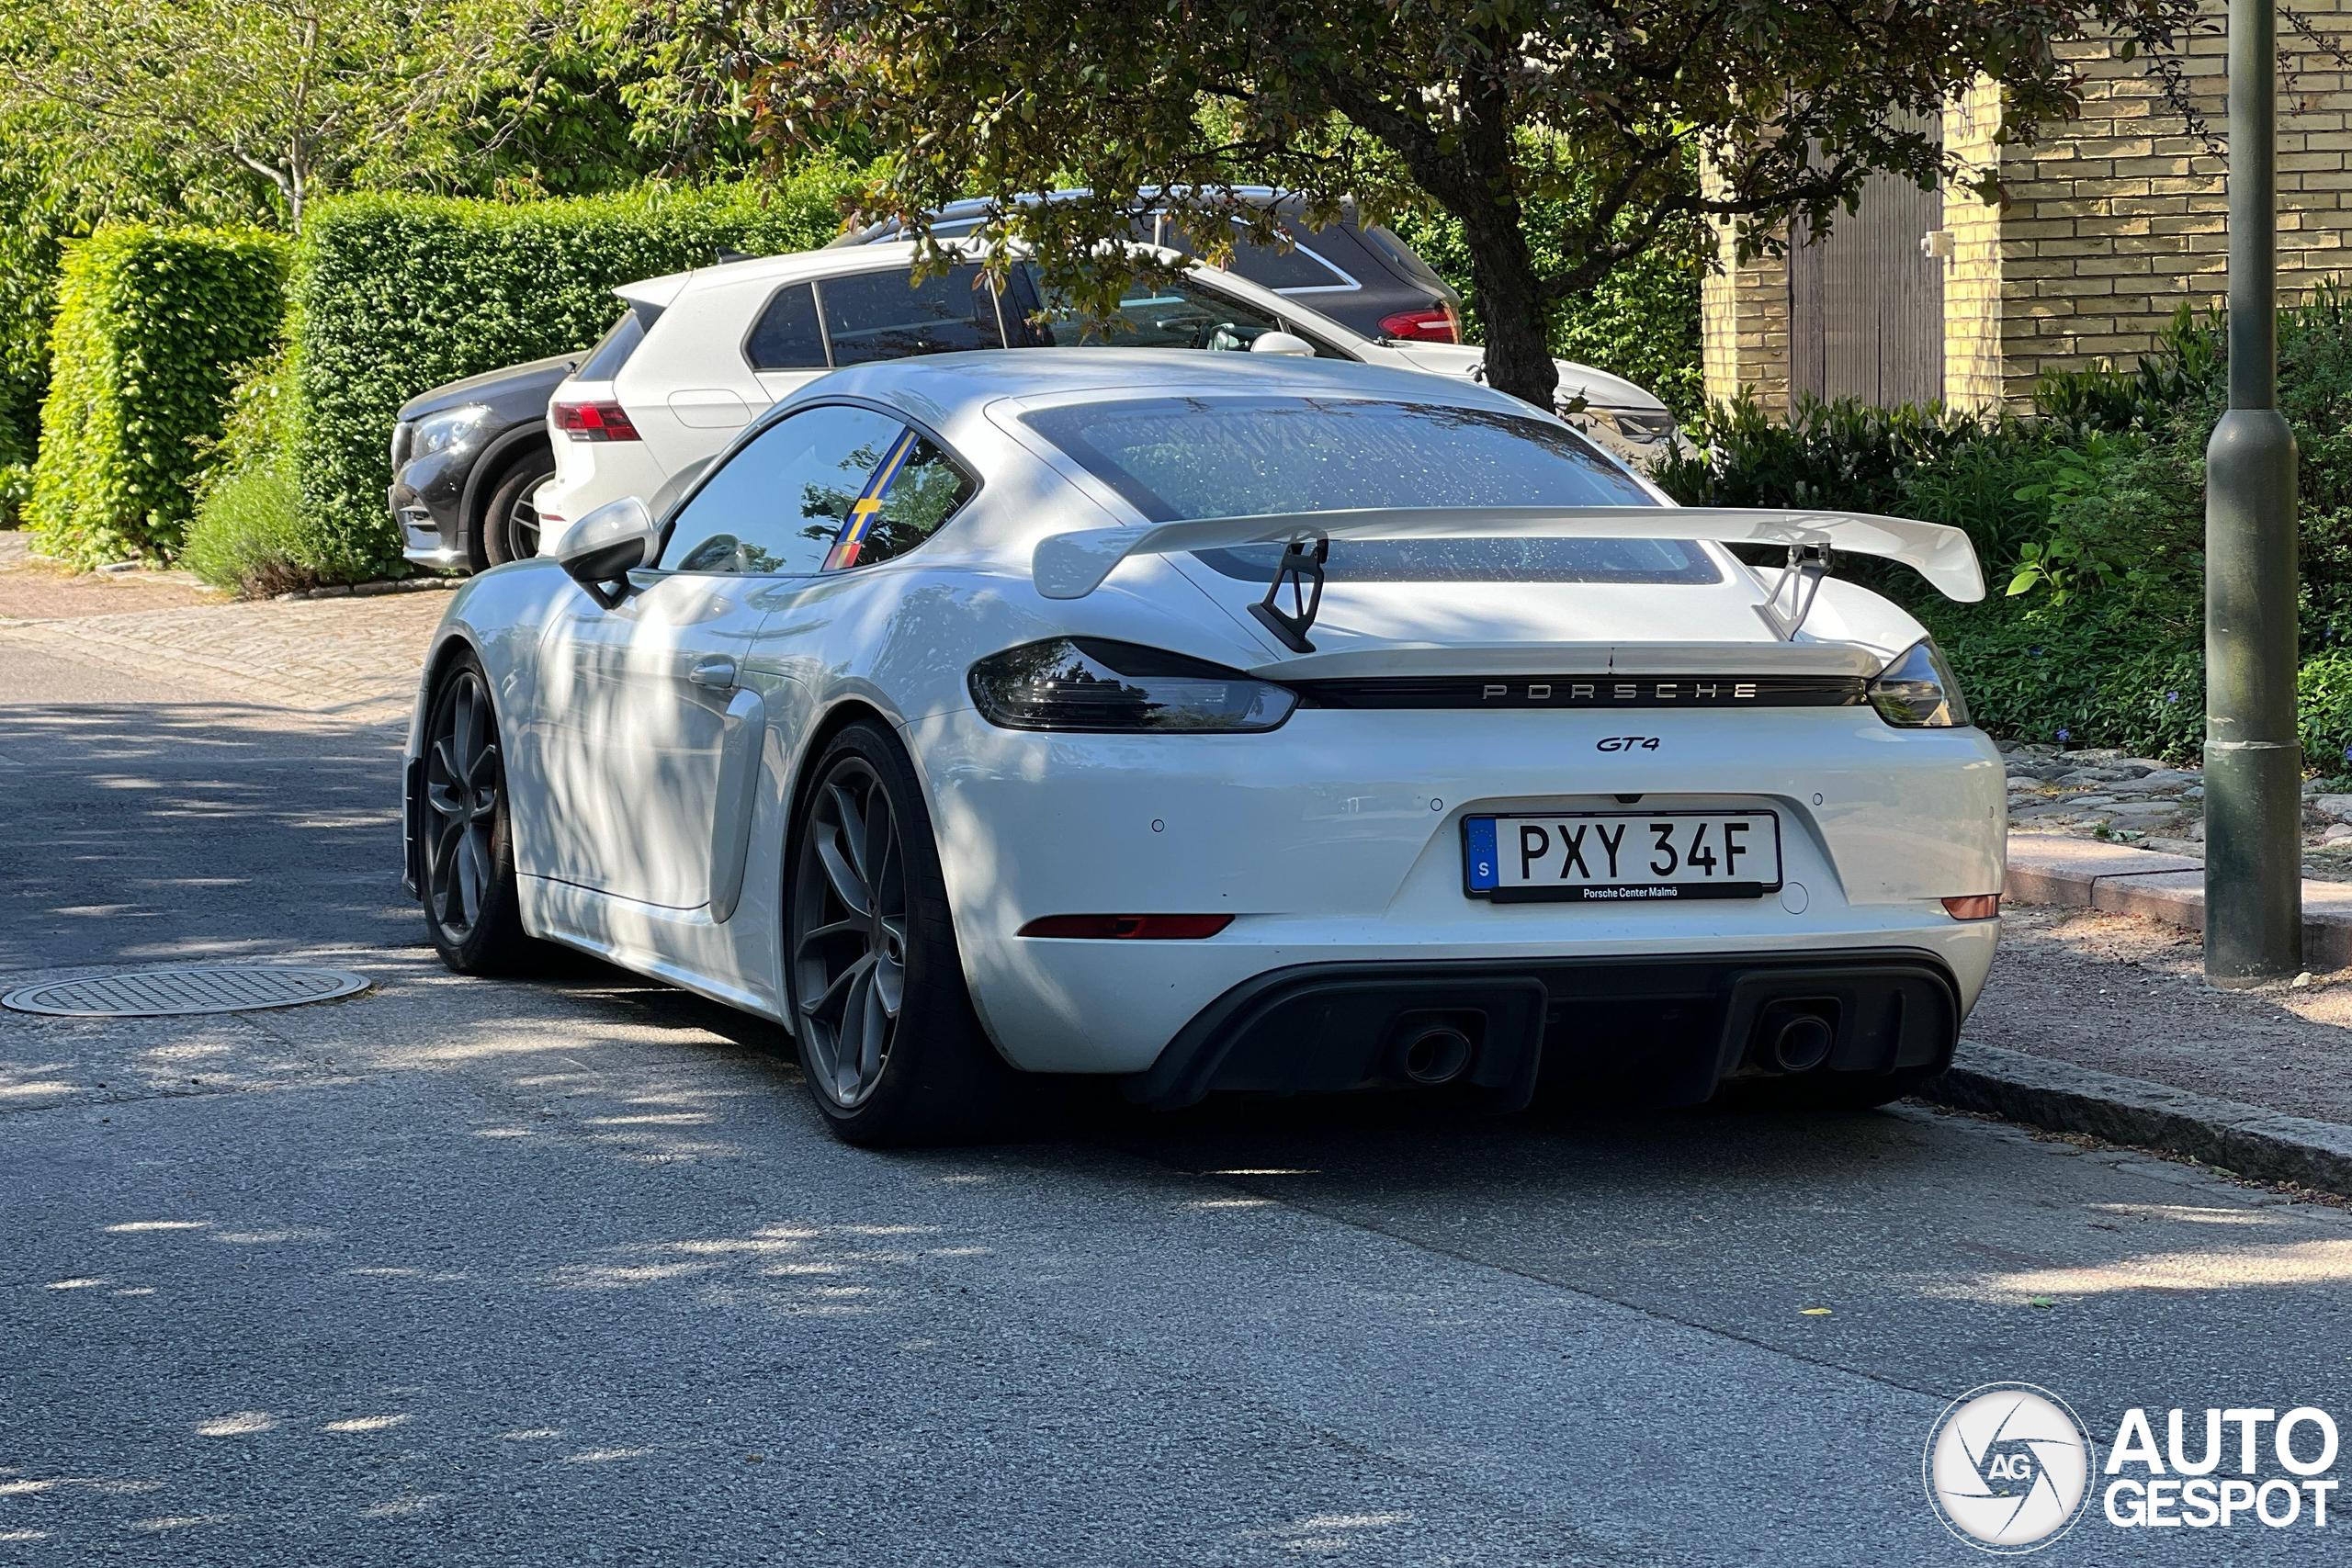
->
{"left": 1595, "top": 736, "right": 1659, "bottom": 752}
{"left": 1925, "top": 1382, "right": 2096, "bottom": 1553}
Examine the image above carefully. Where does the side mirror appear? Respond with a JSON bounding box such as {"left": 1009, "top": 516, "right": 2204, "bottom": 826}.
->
{"left": 556, "top": 495, "right": 657, "bottom": 608}
{"left": 1250, "top": 331, "right": 1317, "bottom": 357}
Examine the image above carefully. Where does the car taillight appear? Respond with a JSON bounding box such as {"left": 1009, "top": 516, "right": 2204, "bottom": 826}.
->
{"left": 1378, "top": 307, "right": 1460, "bottom": 344}
{"left": 1018, "top": 915, "right": 1233, "bottom": 939}
{"left": 1941, "top": 895, "right": 2001, "bottom": 920}
{"left": 553, "top": 400, "right": 641, "bottom": 441}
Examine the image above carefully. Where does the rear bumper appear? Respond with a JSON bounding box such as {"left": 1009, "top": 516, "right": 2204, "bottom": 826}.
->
{"left": 908, "top": 705, "right": 2004, "bottom": 1073}
{"left": 1125, "top": 949, "right": 1957, "bottom": 1109}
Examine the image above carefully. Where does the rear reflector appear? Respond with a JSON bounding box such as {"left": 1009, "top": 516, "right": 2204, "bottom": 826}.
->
{"left": 554, "top": 400, "right": 641, "bottom": 441}
{"left": 1378, "top": 307, "right": 1461, "bottom": 344}
{"left": 1018, "top": 914, "right": 1233, "bottom": 939}
{"left": 1941, "top": 895, "right": 2001, "bottom": 920}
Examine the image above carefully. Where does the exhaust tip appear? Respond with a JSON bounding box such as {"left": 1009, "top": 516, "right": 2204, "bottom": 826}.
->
{"left": 1771, "top": 1014, "right": 1835, "bottom": 1074}
{"left": 1394, "top": 1023, "right": 1475, "bottom": 1086}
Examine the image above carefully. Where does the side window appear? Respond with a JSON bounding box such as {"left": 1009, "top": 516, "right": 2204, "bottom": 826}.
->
{"left": 659, "top": 405, "right": 904, "bottom": 575}
{"left": 1007, "top": 264, "right": 1287, "bottom": 352}
{"left": 1159, "top": 220, "right": 1356, "bottom": 292}
{"left": 822, "top": 431, "right": 976, "bottom": 570}
{"left": 745, "top": 283, "right": 827, "bottom": 370}
{"left": 818, "top": 265, "right": 1003, "bottom": 366}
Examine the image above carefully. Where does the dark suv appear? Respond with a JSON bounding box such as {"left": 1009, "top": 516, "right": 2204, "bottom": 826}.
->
{"left": 834, "top": 187, "right": 1467, "bottom": 344}
{"left": 390, "top": 353, "right": 578, "bottom": 570}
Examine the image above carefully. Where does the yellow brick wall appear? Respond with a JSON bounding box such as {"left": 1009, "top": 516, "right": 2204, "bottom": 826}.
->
{"left": 1699, "top": 1, "right": 2352, "bottom": 416}
{"left": 1941, "top": 76, "right": 2007, "bottom": 412}
{"left": 1701, "top": 155, "right": 1795, "bottom": 416}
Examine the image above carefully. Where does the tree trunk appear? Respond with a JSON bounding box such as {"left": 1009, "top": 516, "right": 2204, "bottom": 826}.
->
{"left": 1460, "top": 211, "right": 1560, "bottom": 412}
{"left": 1447, "top": 78, "right": 1560, "bottom": 412}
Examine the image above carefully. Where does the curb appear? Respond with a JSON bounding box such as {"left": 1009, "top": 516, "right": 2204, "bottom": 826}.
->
{"left": 1919, "top": 1041, "right": 2352, "bottom": 1199}
{"left": 275, "top": 578, "right": 460, "bottom": 602}
{"left": 2005, "top": 833, "right": 2352, "bottom": 971}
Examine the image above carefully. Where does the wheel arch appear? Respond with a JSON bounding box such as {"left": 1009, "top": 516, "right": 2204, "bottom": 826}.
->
{"left": 459, "top": 426, "right": 556, "bottom": 569}
{"left": 771, "top": 694, "right": 933, "bottom": 1026}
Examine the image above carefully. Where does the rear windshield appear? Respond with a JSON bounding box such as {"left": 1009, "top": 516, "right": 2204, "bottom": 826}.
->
{"left": 1191, "top": 537, "right": 1718, "bottom": 585}
{"left": 1023, "top": 395, "right": 1655, "bottom": 520}
{"left": 576, "top": 302, "right": 662, "bottom": 381}
{"left": 1023, "top": 395, "right": 1704, "bottom": 584}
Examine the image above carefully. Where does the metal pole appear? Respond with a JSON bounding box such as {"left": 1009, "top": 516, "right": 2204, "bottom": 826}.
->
{"left": 2204, "top": 0, "right": 2301, "bottom": 985}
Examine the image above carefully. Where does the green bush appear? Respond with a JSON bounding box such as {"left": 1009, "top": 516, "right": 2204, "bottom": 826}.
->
{"left": 0, "top": 461, "right": 29, "bottom": 530}
{"left": 182, "top": 353, "right": 324, "bottom": 597}
{"left": 26, "top": 225, "right": 290, "bottom": 565}
{"left": 1654, "top": 292, "right": 2352, "bottom": 765}
{"left": 289, "top": 169, "right": 861, "bottom": 581}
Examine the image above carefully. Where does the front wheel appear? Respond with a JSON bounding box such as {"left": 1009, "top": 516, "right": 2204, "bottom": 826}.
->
{"left": 420, "top": 654, "right": 539, "bottom": 974}
{"left": 786, "top": 722, "right": 1012, "bottom": 1145}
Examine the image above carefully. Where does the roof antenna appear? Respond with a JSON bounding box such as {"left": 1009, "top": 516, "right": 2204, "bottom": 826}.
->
{"left": 714, "top": 246, "right": 754, "bottom": 265}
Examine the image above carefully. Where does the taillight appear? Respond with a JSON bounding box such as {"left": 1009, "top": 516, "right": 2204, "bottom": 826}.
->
{"left": 1018, "top": 915, "right": 1233, "bottom": 939}
{"left": 1941, "top": 895, "right": 2001, "bottom": 920}
{"left": 553, "top": 400, "right": 641, "bottom": 441}
{"left": 1378, "top": 307, "right": 1460, "bottom": 344}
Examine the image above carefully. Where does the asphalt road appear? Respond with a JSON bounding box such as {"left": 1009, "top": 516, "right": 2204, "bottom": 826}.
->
{"left": 4, "top": 637, "right": 2349, "bottom": 1566}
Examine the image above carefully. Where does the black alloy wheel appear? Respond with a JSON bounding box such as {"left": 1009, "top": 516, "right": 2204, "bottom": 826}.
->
{"left": 793, "top": 753, "right": 908, "bottom": 1109}
{"left": 786, "top": 722, "right": 1012, "bottom": 1145}
{"left": 420, "top": 655, "right": 534, "bottom": 972}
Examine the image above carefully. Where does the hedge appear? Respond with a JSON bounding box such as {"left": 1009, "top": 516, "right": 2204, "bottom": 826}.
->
{"left": 289, "top": 170, "right": 860, "bottom": 581}
{"left": 26, "top": 225, "right": 289, "bottom": 564}
{"left": 1655, "top": 295, "right": 2352, "bottom": 771}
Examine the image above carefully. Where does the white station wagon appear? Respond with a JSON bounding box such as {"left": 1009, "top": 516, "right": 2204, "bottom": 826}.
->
{"left": 531, "top": 241, "right": 1679, "bottom": 542}
{"left": 407, "top": 351, "right": 2001, "bottom": 1145}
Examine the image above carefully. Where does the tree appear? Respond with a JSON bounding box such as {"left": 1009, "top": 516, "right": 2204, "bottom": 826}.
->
{"left": 0, "top": 0, "right": 537, "bottom": 230}
{"left": 750, "top": 0, "right": 2211, "bottom": 410}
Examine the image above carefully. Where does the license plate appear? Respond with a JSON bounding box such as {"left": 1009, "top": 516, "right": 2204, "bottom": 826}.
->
{"left": 1463, "top": 811, "right": 1781, "bottom": 902}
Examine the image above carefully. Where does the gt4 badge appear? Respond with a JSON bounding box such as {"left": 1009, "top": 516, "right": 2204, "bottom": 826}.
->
{"left": 1595, "top": 736, "right": 1660, "bottom": 752}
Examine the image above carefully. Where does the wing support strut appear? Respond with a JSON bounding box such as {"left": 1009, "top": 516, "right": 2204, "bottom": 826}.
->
{"left": 1249, "top": 537, "right": 1329, "bottom": 653}
{"left": 1755, "top": 542, "right": 1832, "bottom": 641}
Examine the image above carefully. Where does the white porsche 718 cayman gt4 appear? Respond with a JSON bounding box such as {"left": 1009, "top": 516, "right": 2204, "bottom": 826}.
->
{"left": 403, "top": 349, "right": 2002, "bottom": 1145}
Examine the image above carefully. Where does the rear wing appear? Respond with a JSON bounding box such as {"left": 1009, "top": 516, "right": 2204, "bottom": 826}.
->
{"left": 1032, "top": 505, "right": 1983, "bottom": 646}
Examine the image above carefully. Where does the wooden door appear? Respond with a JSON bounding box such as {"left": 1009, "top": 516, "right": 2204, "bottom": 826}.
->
{"left": 1788, "top": 172, "right": 1945, "bottom": 408}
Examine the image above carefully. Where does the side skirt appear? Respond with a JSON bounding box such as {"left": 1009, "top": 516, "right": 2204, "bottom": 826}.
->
{"left": 519, "top": 874, "right": 790, "bottom": 1026}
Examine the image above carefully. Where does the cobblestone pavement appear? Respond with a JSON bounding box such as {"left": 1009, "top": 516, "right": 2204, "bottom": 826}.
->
{"left": 0, "top": 592, "right": 450, "bottom": 724}
{"left": 2000, "top": 739, "right": 2352, "bottom": 880}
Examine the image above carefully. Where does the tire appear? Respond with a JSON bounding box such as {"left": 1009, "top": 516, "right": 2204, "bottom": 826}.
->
{"left": 786, "top": 721, "right": 1014, "bottom": 1145}
{"left": 479, "top": 448, "right": 555, "bottom": 567}
{"left": 419, "top": 653, "right": 540, "bottom": 975}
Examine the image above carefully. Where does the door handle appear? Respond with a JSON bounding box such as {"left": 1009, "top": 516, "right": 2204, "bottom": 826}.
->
{"left": 685, "top": 656, "right": 738, "bottom": 690}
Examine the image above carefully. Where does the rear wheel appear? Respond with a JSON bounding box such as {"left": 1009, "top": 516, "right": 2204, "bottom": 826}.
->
{"left": 786, "top": 722, "right": 1012, "bottom": 1145}
{"left": 480, "top": 448, "right": 554, "bottom": 567}
{"left": 420, "top": 654, "right": 538, "bottom": 974}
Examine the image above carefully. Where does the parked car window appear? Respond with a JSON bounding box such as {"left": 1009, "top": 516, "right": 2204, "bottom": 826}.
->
{"left": 659, "top": 404, "right": 903, "bottom": 575}
{"left": 576, "top": 302, "right": 664, "bottom": 382}
{"left": 746, "top": 283, "right": 829, "bottom": 370}
{"left": 1004, "top": 263, "right": 1292, "bottom": 352}
{"left": 820, "top": 429, "right": 978, "bottom": 571}
{"left": 1158, "top": 220, "right": 1356, "bottom": 292}
{"left": 818, "top": 265, "right": 1004, "bottom": 365}
{"left": 1023, "top": 395, "right": 1656, "bottom": 521}
{"left": 1360, "top": 223, "right": 1453, "bottom": 291}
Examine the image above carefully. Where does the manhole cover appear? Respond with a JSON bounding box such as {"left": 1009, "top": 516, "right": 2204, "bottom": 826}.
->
{"left": 1, "top": 965, "right": 372, "bottom": 1018}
